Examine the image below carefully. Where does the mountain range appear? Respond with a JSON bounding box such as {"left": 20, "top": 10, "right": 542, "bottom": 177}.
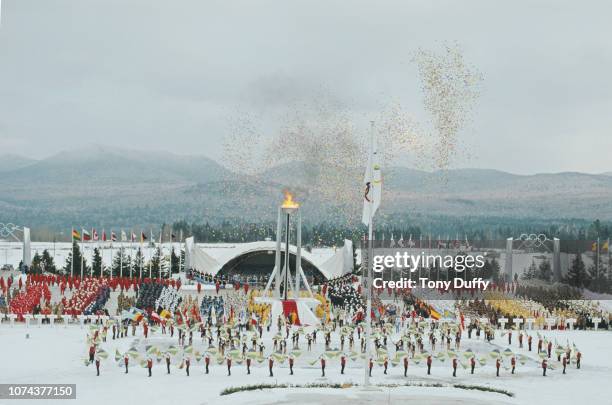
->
{"left": 1, "top": 145, "right": 611, "bottom": 230}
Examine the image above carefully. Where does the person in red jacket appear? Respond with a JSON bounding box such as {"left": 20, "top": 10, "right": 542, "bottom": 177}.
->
{"left": 268, "top": 356, "right": 274, "bottom": 377}
{"left": 205, "top": 354, "right": 210, "bottom": 374}
{"left": 542, "top": 359, "right": 547, "bottom": 376}
{"left": 289, "top": 355, "right": 294, "bottom": 375}
{"left": 511, "top": 356, "right": 516, "bottom": 374}
{"left": 403, "top": 356, "right": 409, "bottom": 377}
{"left": 340, "top": 355, "right": 346, "bottom": 375}
{"left": 147, "top": 357, "right": 153, "bottom": 377}
{"left": 383, "top": 357, "right": 388, "bottom": 375}
{"left": 143, "top": 322, "right": 149, "bottom": 339}
{"left": 227, "top": 356, "right": 232, "bottom": 376}
{"left": 452, "top": 358, "right": 458, "bottom": 377}
{"left": 496, "top": 358, "right": 501, "bottom": 377}
{"left": 470, "top": 356, "right": 476, "bottom": 374}
{"left": 124, "top": 354, "right": 129, "bottom": 374}
{"left": 528, "top": 335, "right": 533, "bottom": 351}
{"left": 197, "top": 282, "right": 201, "bottom": 294}
{"left": 95, "top": 356, "right": 101, "bottom": 376}
{"left": 320, "top": 356, "right": 326, "bottom": 377}
{"left": 89, "top": 344, "right": 96, "bottom": 364}
{"left": 547, "top": 341, "right": 552, "bottom": 358}
{"left": 426, "top": 355, "right": 432, "bottom": 375}
{"left": 562, "top": 355, "right": 567, "bottom": 374}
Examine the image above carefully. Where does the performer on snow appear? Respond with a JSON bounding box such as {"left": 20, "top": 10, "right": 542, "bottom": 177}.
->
{"left": 89, "top": 344, "right": 96, "bottom": 364}
{"left": 562, "top": 355, "right": 567, "bottom": 374}
{"left": 576, "top": 351, "right": 581, "bottom": 369}
{"left": 383, "top": 357, "right": 388, "bottom": 375}
{"left": 496, "top": 358, "right": 501, "bottom": 377}
{"left": 320, "top": 356, "right": 326, "bottom": 377}
{"left": 226, "top": 355, "right": 232, "bottom": 376}
{"left": 185, "top": 356, "right": 190, "bottom": 376}
{"left": 95, "top": 356, "right": 101, "bottom": 376}
{"left": 205, "top": 353, "right": 210, "bottom": 374}
{"left": 289, "top": 355, "right": 294, "bottom": 375}
{"left": 368, "top": 358, "right": 373, "bottom": 377}
{"left": 542, "top": 359, "right": 547, "bottom": 377}
{"left": 147, "top": 357, "right": 153, "bottom": 377}
{"left": 426, "top": 355, "right": 432, "bottom": 375}
{"left": 124, "top": 354, "right": 129, "bottom": 374}
{"left": 268, "top": 356, "right": 274, "bottom": 377}
{"left": 470, "top": 356, "right": 476, "bottom": 374}
{"left": 403, "top": 356, "right": 409, "bottom": 377}
{"left": 341, "top": 354, "right": 347, "bottom": 375}
{"left": 166, "top": 353, "right": 171, "bottom": 374}
{"left": 246, "top": 357, "right": 252, "bottom": 374}
{"left": 511, "top": 356, "right": 516, "bottom": 374}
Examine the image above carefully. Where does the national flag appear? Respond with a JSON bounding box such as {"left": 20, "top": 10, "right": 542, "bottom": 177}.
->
{"left": 72, "top": 229, "right": 81, "bottom": 241}
{"left": 110, "top": 230, "right": 117, "bottom": 242}
{"left": 82, "top": 229, "right": 91, "bottom": 241}
{"left": 603, "top": 240, "right": 609, "bottom": 252}
{"left": 361, "top": 124, "right": 382, "bottom": 226}
{"left": 592, "top": 241, "right": 598, "bottom": 252}
{"left": 102, "top": 229, "right": 107, "bottom": 242}
{"left": 141, "top": 232, "right": 147, "bottom": 243}
{"left": 131, "top": 231, "right": 136, "bottom": 242}
{"left": 92, "top": 228, "right": 99, "bottom": 241}
{"left": 171, "top": 233, "right": 177, "bottom": 240}
{"left": 121, "top": 230, "right": 127, "bottom": 242}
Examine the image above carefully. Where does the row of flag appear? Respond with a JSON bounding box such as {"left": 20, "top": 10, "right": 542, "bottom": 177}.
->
{"left": 71, "top": 228, "right": 179, "bottom": 243}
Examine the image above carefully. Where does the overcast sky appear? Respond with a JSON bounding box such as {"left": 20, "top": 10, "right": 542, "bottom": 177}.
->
{"left": 0, "top": 0, "right": 611, "bottom": 174}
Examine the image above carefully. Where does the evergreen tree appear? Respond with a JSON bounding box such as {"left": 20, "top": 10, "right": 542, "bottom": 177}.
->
{"left": 149, "top": 247, "right": 162, "bottom": 278}
{"left": 30, "top": 252, "right": 43, "bottom": 274}
{"left": 170, "top": 248, "right": 180, "bottom": 274}
{"left": 537, "top": 259, "right": 552, "bottom": 282}
{"left": 92, "top": 248, "right": 103, "bottom": 278}
{"left": 490, "top": 258, "right": 501, "bottom": 283}
{"left": 41, "top": 249, "right": 57, "bottom": 274}
{"left": 64, "top": 242, "right": 87, "bottom": 277}
{"left": 111, "top": 249, "right": 132, "bottom": 278}
{"left": 133, "top": 248, "right": 145, "bottom": 278}
{"left": 522, "top": 260, "right": 537, "bottom": 280}
{"left": 566, "top": 253, "right": 588, "bottom": 288}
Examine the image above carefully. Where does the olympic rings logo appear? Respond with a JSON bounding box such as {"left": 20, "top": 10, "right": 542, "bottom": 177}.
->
{"left": 518, "top": 233, "right": 548, "bottom": 247}
{"left": 0, "top": 223, "right": 21, "bottom": 238}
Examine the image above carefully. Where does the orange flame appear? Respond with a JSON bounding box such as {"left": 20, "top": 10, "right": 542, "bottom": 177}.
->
{"left": 281, "top": 191, "right": 299, "bottom": 209}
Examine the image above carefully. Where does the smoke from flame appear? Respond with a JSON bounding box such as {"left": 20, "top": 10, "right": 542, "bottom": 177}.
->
{"left": 281, "top": 190, "right": 299, "bottom": 209}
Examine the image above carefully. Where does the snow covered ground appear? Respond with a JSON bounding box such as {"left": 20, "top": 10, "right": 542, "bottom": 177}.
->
{"left": 1, "top": 324, "right": 611, "bottom": 405}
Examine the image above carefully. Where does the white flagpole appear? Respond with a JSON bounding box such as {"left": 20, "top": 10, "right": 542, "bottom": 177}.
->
{"left": 149, "top": 229, "right": 153, "bottom": 279}
{"left": 139, "top": 231, "right": 143, "bottom": 280}
{"left": 364, "top": 120, "right": 375, "bottom": 388}
{"left": 71, "top": 227, "right": 74, "bottom": 278}
{"left": 109, "top": 230, "right": 113, "bottom": 280}
{"left": 119, "top": 231, "right": 123, "bottom": 279}
{"left": 179, "top": 229, "right": 183, "bottom": 274}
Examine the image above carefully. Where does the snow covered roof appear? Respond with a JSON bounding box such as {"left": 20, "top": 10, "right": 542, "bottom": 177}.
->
{"left": 187, "top": 240, "right": 354, "bottom": 280}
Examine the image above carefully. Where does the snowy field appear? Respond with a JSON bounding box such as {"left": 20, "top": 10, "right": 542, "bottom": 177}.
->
{"left": 1, "top": 324, "right": 611, "bottom": 405}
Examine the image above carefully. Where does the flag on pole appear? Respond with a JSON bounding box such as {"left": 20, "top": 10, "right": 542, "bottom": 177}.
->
{"left": 102, "top": 229, "right": 107, "bottom": 242}
{"left": 82, "top": 229, "right": 91, "bottom": 241}
{"left": 110, "top": 230, "right": 117, "bottom": 242}
{"left": 361, "top": 130, "right": 382, "bottom": 226}
{"left": 72, "top": 229, "right": 81, "bottom": 241}
{"left": 603, "top": 239, "right": 609, "bottom": 252}
{"left": 92, "top": 228, "right": 99, "bottom": 241}
{"left": 131, "top": 231, "right": 136, "bottom": 242}
{"left": 141, "top": 231, "right": 147, "bottom": 243}
{"left": 121, "top": 230, "right": 127, "bottom": 242}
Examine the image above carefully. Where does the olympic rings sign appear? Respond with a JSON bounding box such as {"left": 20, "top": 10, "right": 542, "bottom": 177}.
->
{"left": 518, "top": 233, "right": 548, "bottom": 247}
{"left": 0, "top": 223, "right": 21, "bottom": 238}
